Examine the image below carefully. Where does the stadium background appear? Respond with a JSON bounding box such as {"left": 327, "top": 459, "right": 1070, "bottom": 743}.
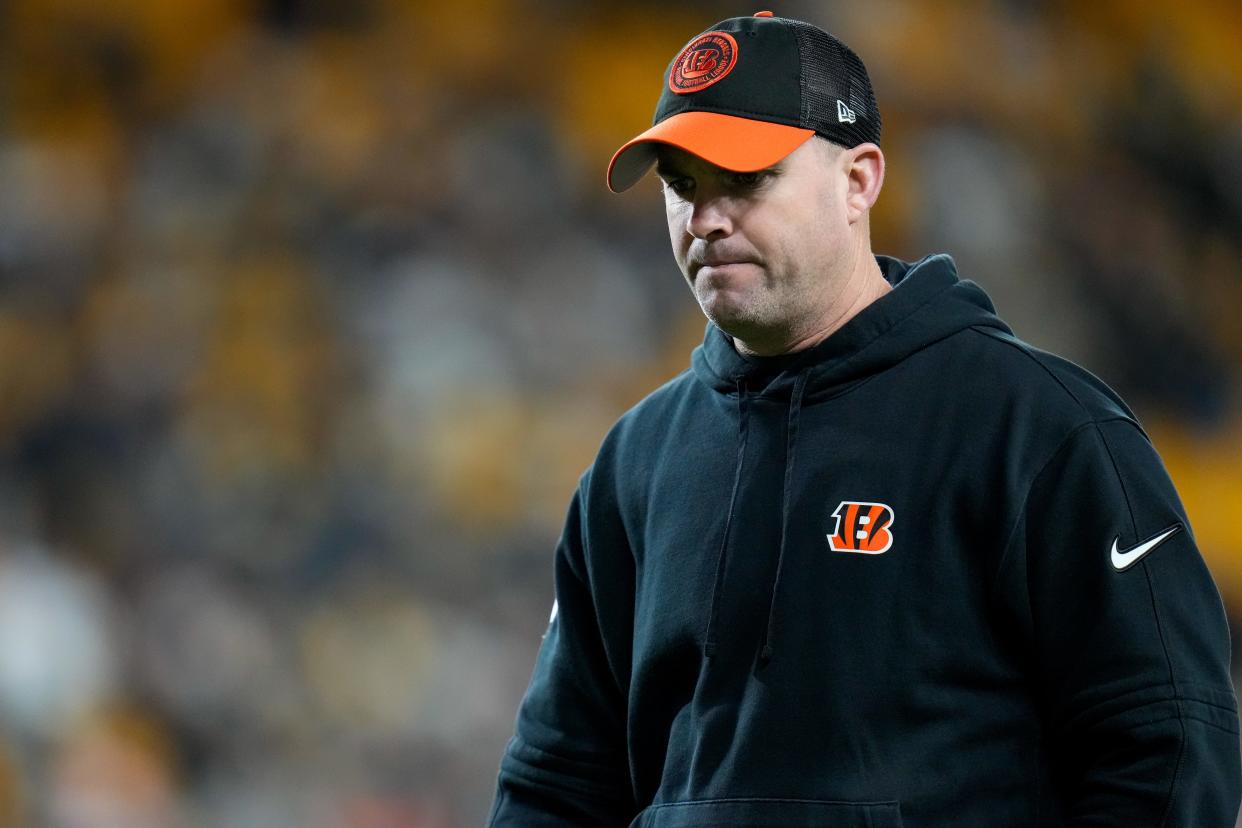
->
{"left": 0, "top": 0, "right": 1240, "bottom": 824}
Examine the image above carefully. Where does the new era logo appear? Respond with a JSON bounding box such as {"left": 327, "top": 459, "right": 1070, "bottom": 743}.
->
{"left": 836, "top": 100, "right": 857, "bottom": 124}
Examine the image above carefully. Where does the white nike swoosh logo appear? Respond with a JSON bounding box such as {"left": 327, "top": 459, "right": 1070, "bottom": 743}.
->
{"left": 1110, "top": 525, "right": 1181, "bottom": 571}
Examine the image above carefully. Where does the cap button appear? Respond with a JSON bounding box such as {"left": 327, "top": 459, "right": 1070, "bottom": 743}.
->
{"left": 753, "top": 10, "right": 774, "bottom": 17}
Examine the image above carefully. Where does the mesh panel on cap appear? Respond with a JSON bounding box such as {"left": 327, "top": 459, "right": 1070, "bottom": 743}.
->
{"left": 785, "top": 19, "right": 881, "bottom": 147}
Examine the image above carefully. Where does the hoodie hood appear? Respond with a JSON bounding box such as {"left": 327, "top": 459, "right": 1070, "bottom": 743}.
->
{"left": 692, "top": 252, "right": 1012, "bottom": 402}
{"left": 692, "top": 252, "right": 1012, "bottom": 664}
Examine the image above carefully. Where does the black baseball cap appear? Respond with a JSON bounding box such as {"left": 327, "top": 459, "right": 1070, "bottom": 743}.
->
{"left": 607, "top": 11, "right": 881, "bottom": 193}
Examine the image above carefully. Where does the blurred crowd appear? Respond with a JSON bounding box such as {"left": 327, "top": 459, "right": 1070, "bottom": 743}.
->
{"left": 0, "top": 0, "right": 1240, "bottom": 825}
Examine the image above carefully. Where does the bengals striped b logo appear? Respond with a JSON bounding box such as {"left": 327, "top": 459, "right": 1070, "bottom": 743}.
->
{"left": 828, "top": 501, "right": 895, "bottom": 554}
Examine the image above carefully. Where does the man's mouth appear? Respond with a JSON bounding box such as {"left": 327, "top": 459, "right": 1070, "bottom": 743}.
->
{"left": 692, "top": 254, "right": 756, "bottom": 276}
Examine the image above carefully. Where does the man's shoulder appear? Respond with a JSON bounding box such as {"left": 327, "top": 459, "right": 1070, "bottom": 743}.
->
{"left": 578, "top": 368, "right": 699, "bottom": 502}
{"left": 606, "top": 367, "right": 700, "bottom": 446}
{"left": 957, "top": 325, "right": 1137, "bottom": 428}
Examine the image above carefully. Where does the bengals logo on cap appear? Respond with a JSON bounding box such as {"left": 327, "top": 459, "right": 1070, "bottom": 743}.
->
{"left": 669, "top": 31, "right": 739, "bottom": 94}
{"left": 828, "top": 501, "right": 895, "bottom": 554}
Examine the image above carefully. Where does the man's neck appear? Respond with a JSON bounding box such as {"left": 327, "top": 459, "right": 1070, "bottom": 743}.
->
{"left": 733, "top": 255, "right": 892, "bottom": 358}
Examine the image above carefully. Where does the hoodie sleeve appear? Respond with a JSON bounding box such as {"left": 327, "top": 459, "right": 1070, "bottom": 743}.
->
{"left": 487, "top": 475, "right": 638, "bottom": 826}
{"left": 996, "top": 418, "right": 1240, "bottom": 826}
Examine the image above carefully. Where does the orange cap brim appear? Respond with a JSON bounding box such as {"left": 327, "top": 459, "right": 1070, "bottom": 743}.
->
{"left": 606, "top": 111, "right": 815, "bottom": 193}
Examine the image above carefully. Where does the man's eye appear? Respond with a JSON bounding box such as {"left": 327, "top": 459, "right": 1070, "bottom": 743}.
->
{"left": 664, "top": 178, "right": 694, "bottom": 195}
{"left": 730, "top": 171, "right": 765, "bottom": 187}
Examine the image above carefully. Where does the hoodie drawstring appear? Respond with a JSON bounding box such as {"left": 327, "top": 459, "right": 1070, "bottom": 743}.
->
{"left": 759, "top": 369, "right": 809, "bottom": 665}
{"left": 704, "top": 378, "right": 749, "bottom": 659}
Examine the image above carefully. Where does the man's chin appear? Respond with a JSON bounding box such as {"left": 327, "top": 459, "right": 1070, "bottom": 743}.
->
{"left": 697, "top": 296, "right": 766, "bottom": 340}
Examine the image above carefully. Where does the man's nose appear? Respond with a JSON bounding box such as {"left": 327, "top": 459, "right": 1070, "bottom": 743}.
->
{"left": 686, "top": 194, "right": 733, "bottom": 241}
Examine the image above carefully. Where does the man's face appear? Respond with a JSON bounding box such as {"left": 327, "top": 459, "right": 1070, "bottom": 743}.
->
{"left": 657, "top": 137, "right": 852, "bottom": 349}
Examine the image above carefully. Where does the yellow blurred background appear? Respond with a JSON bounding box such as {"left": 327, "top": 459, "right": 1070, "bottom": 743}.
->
{"left": 0, "top": 0, "right": 1240, "bottom": 825}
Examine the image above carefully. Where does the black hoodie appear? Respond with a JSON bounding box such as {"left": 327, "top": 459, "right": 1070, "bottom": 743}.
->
{"left": 488, "top": 253, "right": 1240, "bottom": 827}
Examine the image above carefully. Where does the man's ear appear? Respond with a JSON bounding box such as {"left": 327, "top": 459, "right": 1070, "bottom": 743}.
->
{"left": 843, "top": 143, "right": 884, "bottom": 224}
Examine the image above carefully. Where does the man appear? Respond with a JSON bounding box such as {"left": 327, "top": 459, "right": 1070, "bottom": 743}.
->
{"left": 488, "top": 12, "right": 1241, "bottom": 827}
